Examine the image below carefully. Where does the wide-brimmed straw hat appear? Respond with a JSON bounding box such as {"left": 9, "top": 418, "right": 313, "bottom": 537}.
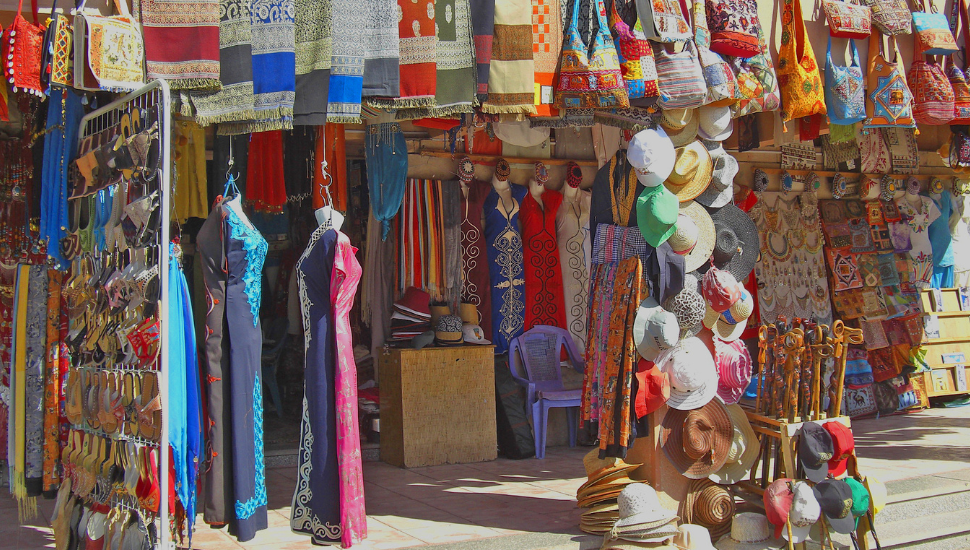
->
{"left": 661, "top": 398, "right": 733, "bottom": 479}
{"left": 669, "top": 201, "right": 716, "bottom": 273}
{"left": 709, "top": 404, "right": 759, "bottom": 485}
{"left": 665, "top": 141, "right": 713, "bottom": 202}
{"left": 680, "top": 480, "right": 736, "bottom": 542}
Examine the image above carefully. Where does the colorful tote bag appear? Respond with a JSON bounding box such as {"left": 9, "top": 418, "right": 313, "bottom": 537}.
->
{"left": 825, "top": 38, "right": 866, "bottom": 125}
{"left": 631, "top": 20, "right": 661, "bottom": 108}
{"left": 777, "top": 0, "right": 826, "bottom": 124}
{"left": 654, "top": 40, "right": 709, "bottom": 109}
{"left": 43, "top": 0, "right": 74, "bottom": 89}
{"left": 864, "top": 31, "right": 916, "bottom": 129}
{"left": 862, "top": 0, "right": 912, "bottom": 35}
{"left": 2, "top": 0, "right": 45, "bottom": 96}
{"left": 952, "top": 0, "right": 970, "bottom": 124}
{"left": 693, "top": 0, "right": 739, "bottom": 106}
{"left": 74, "top": 0, "right": 145, "bottom": 91}
{"left": 706, "top": 0, "right": 761, "bottom": 58}
{"left": 912, "top": 0, "right": 959, "bottom": 55}
{"left": 727, "top": 23, "right": 780, "bottom": 118}
{"left": 822, "top": 0, "right": 872, "bottom": 38}
{"left": 636, "top": 0, "right": 692, "bottom": 43}
{"left": 610, "top": 0, "right": 655, "bottom": 105}
{"left": 908, "top": 54, "right": 956, "bottom": 125}
{"left": 555, "top": 0, "right": 629, "bottom": 109}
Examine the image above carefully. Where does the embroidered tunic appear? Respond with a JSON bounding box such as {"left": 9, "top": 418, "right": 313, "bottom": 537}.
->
{"left": 460, "top": 179, "right": 493, "bottom": 338}
{"left": 556, "top": 187, "right": 591, "bottom": 351}
{"left": 521, "top": 189, "right": 567, "bottom": 331}
{"left": 483, "top": 183, "right": 528, "bottom": 354}
{"left": 896, "top": 195, "right": 941, "bottom": 288}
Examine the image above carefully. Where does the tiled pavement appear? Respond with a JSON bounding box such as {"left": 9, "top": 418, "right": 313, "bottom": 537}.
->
{"left": 5, "top": 405, "right": 970, "bottom": 549}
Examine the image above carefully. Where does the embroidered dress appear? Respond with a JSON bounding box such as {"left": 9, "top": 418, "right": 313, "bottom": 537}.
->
{"left": 556, "top": 186, "right": 591, "bottom": 352}
{"left": 521, "top": 190, "right": 567, "bottom": 331}
{"left": 928, "top": 191, "right": 955, "bottom": 288}
{"left": 461, "top": 179, "right": 493, "bottom": 339}
{"left": 291, "top": 226, "right": 342, "bottom": 545}
{"left": 896, "top": 195, "right": 940, "bottom": 288}
{"left": 484, "top": 183, "right": 529, "bottom": 354}
{"left": 198, "top": 197, "right": 269, "bottom": 542}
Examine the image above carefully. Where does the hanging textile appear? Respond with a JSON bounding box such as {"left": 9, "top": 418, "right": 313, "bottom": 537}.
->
{"left": 249, "top": 0, "right": 296, "bottom": 131}
{"left": 365, "top": 121, "right": 408, "bottom": 239}
{"left": 188, "top": 0, "right": 257, "bottom": 128}
{"left": 247, "top": 131, "right": 287, "bottom": 213}
{"left": 556, "top": 185, "right": 591, "bottom": 352}
{"left": 441, "top": 181, "right": 463, "bottom": 301}
{"left": 39, "top": 89, "right": 83, "bottom": 269}
{"left": 41, "top": 270, "right": 65, "bottom": 495}
{"left": 362, "top": 0, "right": 400, "bottom": 98}
{"left": 137, "top": 0, "right": 221, "bottom": 89}
{"left": 521, "top": 189, "right": 568, "bottom": 331}
{"left": 326, "top": 0, "right": 366, "bottom": 123}
{"left": 532, "top": 0, "right": 563, "bottom": 117}
{"left": 174, "top": 120, "right": 210, "bottom": 222}
{"left": 8, "top": 264, "right": 35, "bottom": 520}
{"left": 483, "top": 0, "right": 537, "bottom": 113}
{"left": 198, "top": 197, "right": 269, "bottom": 542}
{"left": 0, "top": 265, "right": 15, "bottom": 462}
{"left": 589, "top": 151, "right": 644, "bottom": 244}
{"left": 283, "top": 127, "right": 316, "bottom": 202}
{"left": 583, "top": 261, "right": 616, "bottom": 424}
{"left": 471, "top": 0, "right": 495, "bottom": 100}
{"left": 398, "top": 180, "right": 447, "bottom": 296}
{"left": 599, "top": 256, "right": 641, "bottom": 458}
{"left": 896, "top": 195, "right": 941, "bottom": 288}
{"left": 461, "top": 179, "right": 494, "bottom": 339}
{"left": 483, "top": 181, "right": 529, "bottom": 353}
{"left": 22, "top": 265, "right": 46, "bottom": 499}
{"left": 293, "top": 0, "right": 331, "bottom": 125}
{"left": 368, "top": 0, "right": 437, "bottom": 109}
{"left": 362, "top": 212, "right": 397, "bottom": 358}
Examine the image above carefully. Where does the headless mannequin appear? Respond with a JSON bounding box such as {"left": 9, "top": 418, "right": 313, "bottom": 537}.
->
{"left": 563, "top": 169, "right": 581, "bottom": 201}
{"left": 492, "top": 165, "right": 514, "bottom": 216}
{"left": 906, "top": 182, "right": 922, "bottom": 207}
{"left": 528, "top": 177, "right": 545, "bottom": 210}
{"left": 314, "top": 161, "right": 345, "bottom": 230}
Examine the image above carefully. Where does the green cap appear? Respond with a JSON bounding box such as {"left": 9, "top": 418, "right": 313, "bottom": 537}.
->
{"left": 636, "top": 184, "right": 679, "bottom": 247}
{"left": 846, "top": 478, "right": 869, "bottom": 528}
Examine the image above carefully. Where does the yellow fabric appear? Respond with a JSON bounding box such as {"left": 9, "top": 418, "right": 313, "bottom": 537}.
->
{"left": 777, "top": 0, "right": 826, "bottom": 124}
{"left": 174, "top": 120, "right": 209, "bottom": 222}
{"left": 12, "top": 264, "right": 36, "bottom": 520}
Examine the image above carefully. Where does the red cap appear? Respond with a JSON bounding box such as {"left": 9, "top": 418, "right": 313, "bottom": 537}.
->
{"left": 702, "top": 268, "right": 741, "bottom": 313}
{"left": 825, "top": 422, "right": 855, "bottom": 478}
{"left": 635, "top": 359, "right": 670, "bottom": 419}
{"left": 764, "top": 478, "right": 794, "bottom": 539}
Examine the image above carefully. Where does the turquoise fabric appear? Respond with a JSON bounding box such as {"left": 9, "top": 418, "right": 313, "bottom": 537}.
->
{"left": 928, "top": 192, "right": 954, "bottom": 267}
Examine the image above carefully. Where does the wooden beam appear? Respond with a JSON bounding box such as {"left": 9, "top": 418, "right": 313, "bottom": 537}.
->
{"left": 418, "top": 149, "right": 599, "bottom": 166}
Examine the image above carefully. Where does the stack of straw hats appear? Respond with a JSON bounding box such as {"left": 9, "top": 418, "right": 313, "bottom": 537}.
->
{"left": 577, "top": 449, "right": 641, "bottom": 534}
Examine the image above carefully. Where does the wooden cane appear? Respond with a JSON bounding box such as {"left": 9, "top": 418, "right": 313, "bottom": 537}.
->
{"left": 756, "top": 325, "right": 768, "bottom": 414}
{"left": 786, "top": 519, "right": 795, "bottom": 550}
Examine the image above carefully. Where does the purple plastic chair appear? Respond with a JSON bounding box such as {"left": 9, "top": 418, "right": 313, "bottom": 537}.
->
{"left": 508, "top": 325, "right": 585, "bottom": 459}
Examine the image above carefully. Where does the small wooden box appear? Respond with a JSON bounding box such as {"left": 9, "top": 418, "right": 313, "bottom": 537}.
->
{"left": 378, "top": 345, "right": 497, "bottom": 468}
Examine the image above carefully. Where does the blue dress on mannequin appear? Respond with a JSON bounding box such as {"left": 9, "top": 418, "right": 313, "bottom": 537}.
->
{"left": 483, "top": 183, "right": 528, "bottom": 354}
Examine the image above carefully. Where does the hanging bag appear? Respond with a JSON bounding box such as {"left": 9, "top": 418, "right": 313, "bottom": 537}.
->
{"left": 822, "top": 0, "right": 872, "bottom": 39}
{"left": 862, "top": 0, "right": 912, "bottom": 36}
{"left": 950, "top": 0, "right": 970, "bottom": 123}
{"left": 706, "top": 0, "right": 761, "bottom": 58}
{"left": 41, "top": 0, "right": 75, "bottom": 89}
{"left": 909, "top": 53, "right": 956, "bottom": 124}
{"left": 654, "top": 40, "right": 708, "bottom": 110}
{"left": 864, "top": 31, "right": 916, "bottom": 129}
{"left": 693, "top": 0, "right": 739, "bottom": 106}
{"left": 1, "top": 0, "right": 45, "bottom": 96}
{"left": 777, "top": 0, "right": 826, "bottom": 125}
{"left": 636, "top": 0, "right": 692, "bottom": 43}
{"left": 727, "top": 23, "right": 780, "bottom": 118}
{"left": 555, "top": 0, "right": 629, "bottom": 109}
{"left": 74, "top": 0, "right": 145, "bottom": 92}
{"left": 609, "top": 0, "right": 657, "bottom": 106}
{"left": 825, "top": 37, "right": 866, "bottom": 125}
{"left": 912, "top": 0, "right": 960, "bottom": 55}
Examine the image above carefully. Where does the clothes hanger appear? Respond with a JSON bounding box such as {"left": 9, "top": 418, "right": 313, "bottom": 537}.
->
{"left": 314, "top": 134, "right": 345, "bottom": 230}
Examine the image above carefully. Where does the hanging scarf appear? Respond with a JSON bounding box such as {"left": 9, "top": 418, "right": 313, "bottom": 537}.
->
{"left": 326, "top": 0, "right": 366, "bottom": 123}
{"left": 247, "top": 0, "right": 296, "bottom": 131}
{"left": 136, "top": 0, "right": 221, "bottom": 89}
{"left": 471, "top": 0, "right": 494, "bottom": 101}
{"left": 313, "top": 124, "right": 348, "bottom": 211}
{"left": 41, "top": 270, "right": 63, "bottom": 495}
{"left": 8, "top": 264, "right": 35, "bottom": 520}
{"left": 40, "top": 89, "right": 83, "bottom": 269}
{"left": 483, "top": 0, "right": 536, "bottom": 114}
{"left": 247, "top": 131, "right": 287, "bottom": 213}
{"left": 293, "top": 0, "right": 331, "bottom": 124}
{"left": 362, "top": 0, "right": 400, "bottom": 98}
{"left": 189, "top": 0, "right": 257, "bottom": 127}
{"left": 22, "top": 266, "right": 45, "bottom": 498}
{"left": 532, "top": 0, "right": 562, "bottom": 117}
{"left": 367, "top": 0, "right": 436, "bottom": 109}
{"left": 365, "top": 121, "right": 408, "bottom": 240}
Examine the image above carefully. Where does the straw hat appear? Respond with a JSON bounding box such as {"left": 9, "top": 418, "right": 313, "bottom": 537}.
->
{"left": 680, "top": 480, "right": 736, "bottom": 542}
{"left": 661, "top": 398, "right": 733, "bottom": 478}
{"left": 696, "top": 142, "right": 739, "bottom": 210}
{"left": 660, "top": 109, "right": 700, "bottom": 147}
{"left": 583, "top": 448, "right": 642, "bottom": 480}
{"left": 669, "top": 201, "right": 716, "bottom": 273}
{"left": 698, "top": 106, "right": 734, "bottom": 142}
{"left": 709, "top": 404, "right": 759, "bottom": 485}
{"left": 714, "top": 513, "right": 784, "bottom": 550}
{"left": 665, "top": 141, "right": 713, "bottom": 202}
{"left": 634, "top": 297, "right": 680, "bottom": 361}
{"left": 602, "top": 538, "right": 678, "bottom": 549}
{"left": 578, "top": 472, "right": 635, "bottom": 500}
{"left": 675, "top": 524, "right": 720, "bottom": 550}
{"left": 611, "top": 483, "right": 679, "bottom": 534}
{"left": 629, "top": 127, "right": 678, "bottom": 187}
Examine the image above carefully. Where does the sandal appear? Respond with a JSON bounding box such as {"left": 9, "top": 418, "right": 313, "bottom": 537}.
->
{"left": 123, "top": 372, "right": 140, "bottom": 438}
{"left": 137, "top": 372, "right": 161, "bottom": 442}
{"left": 65, "top": 369, "right": 84, "bottom": 425}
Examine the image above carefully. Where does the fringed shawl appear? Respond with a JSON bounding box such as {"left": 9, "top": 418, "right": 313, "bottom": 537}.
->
{"left": 245, "top": 0, "right": 296, "bottom": 132}
{"left": 470, "top": 0, "right": 494, "bottom": 101}
{"left": 362, "top": 0, "right": 400, "bottom": 98}
{"left": 532, "top": 0, "right": 562, "bottom": 117}
{"left": 293, "top": 0, "right": 331, "bottom": 125}
{"left": 326, "top": 0, "right": 366, "bottom": 123}
{"left": 137, "top": 0, "right": 222, "bottom": 90}
{"left": 483, "top": 0, "right": 536, "bottom": 114}
{"left": 367, "top": 0, "right": 436, "bottom": 109}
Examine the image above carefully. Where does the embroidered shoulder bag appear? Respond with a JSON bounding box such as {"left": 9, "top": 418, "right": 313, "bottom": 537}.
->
{"left": 41, "top": 0, "right": 74, "bottom": 89}
{"left": 862, "top": 0, "right": 912, "bottom": 35}
{"left": 822, "top": 0, "right": 872, "bottom": 38}
{"left": 631, "top": 19, "right": 662, "bottom": 108}
{"left": 609, "top": 0, "right": 656, "bottom": 106}
{"left": 728, "top": 23, "right": 780, "bottom": 118}
{"left": 2, "top": 0, "right": 45, "bottom": 96}
{"left": 864, "top": 31, "right": 916, "bottom": 129}
{"left": 556, "top": 0, "right": 629, "bottom": 109}
{"left": 912, "top": 0, "right": 959, "bottom": 55}
{"left": 74, "top": 0, "right": 145, "bottom": 92}
{"left": 654, "top": 40, "right": 708, "bottom": 110}
{"left": 825, "top": 37, "right": 866, "bottom": 125}
{"left": 706, "top": 0, "right": 761, "bottom": 58}
{"left": 908, "top": 52, "right": 955, "bottom": 125}
{"left": 950, "top": 0, "right": 970, "bottom": 124}
{"left": 636, "top": 0, "right": 692, "bottom": 43}
{"left": 777, "top": 0, "right": 826, "bottom": 125}
{"left": 693, "top": 0, "right": 739, "bottom": 106}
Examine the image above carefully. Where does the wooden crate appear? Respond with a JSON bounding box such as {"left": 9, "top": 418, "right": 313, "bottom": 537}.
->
{"left": 919, "top": 288, "right": 970, "bottom": 398}
{"left": 378, "top": 345, "right": 498, "bottom": 467}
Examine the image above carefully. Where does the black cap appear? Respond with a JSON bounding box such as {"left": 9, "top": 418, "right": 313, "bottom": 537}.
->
{"left": 799, "top": 423, "right": 834, "bottom": 483}
{"left": 813, "top": 479, "right": 855, "bottom": 534}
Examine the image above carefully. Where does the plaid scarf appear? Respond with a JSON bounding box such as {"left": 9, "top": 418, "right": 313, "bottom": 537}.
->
{"left": 137, "top": 0, "right": 221, "bottom": 90}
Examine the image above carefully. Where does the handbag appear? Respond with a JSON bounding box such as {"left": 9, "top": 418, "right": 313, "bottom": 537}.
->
{"left": 727, "top": 23, "right": 780, "bottom": 118}
{"left": 825, "top": 37, "right": 866, "bottom": 125}
{"left": 706, "top": 0, "right": 761, "bottom": 58}
{"left": 42, "top": 0, "right": 75, "bottom": 89}
{"left": 653, "top": 40, "right": 708, "bottom": 110}
{"left": 74, "top": 0, "right": 145, "bottom": 92}
{"left": 864, "top": 31, "right": 916, "bottom": 129}
{"left": 693, "top": 0, "right": 738, "bottom": 106}
{"left": 862, "top": 0, "right": 912, "bottom": 36}
{"left": 908, "top": 53, "right": 956, "bottom": 125}
{"left": 952, "top": 0, "right": 970, "bottom": 123}
{"left": 610, "top": 0, "right": 657, "bottom": 107}
{"left": 636, "top": 0, "right": 692, "bottom": 43}
{"left": 777, "top": 0, "right": 826, "bottom": 124}
{"left": 632, "top": 19, "right": 662, "bottom": 108}
{"left": 822, "top": 0, "right": 872, "bottom": 38}
{"left": 912, "top": 0, "right": 959, "bottom": 55}
{"left": 1, "top": 0, "right": 45, "bottom": 96}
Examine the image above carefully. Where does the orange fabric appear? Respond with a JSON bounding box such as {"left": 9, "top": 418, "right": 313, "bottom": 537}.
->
{"left": 777, "top": 0, "right": 825, "bottom": 124}
{"left": 313, "top": 124, "right": 348, "bottom": 212}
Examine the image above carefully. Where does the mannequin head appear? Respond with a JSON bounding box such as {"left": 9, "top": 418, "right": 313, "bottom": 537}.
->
{"left": 495, "top": 158, "right": 511, "bottom": 182}
{"left": 566, "top": 161, "right": 582, "bottom": 189}
{"left": 458, "top": 157, "right": 474, "bottom": 184}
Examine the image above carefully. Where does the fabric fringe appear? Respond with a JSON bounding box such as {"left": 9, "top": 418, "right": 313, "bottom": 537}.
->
{"left": 327, "top": 115, "right": 363, "bottom": 125}
{"left": 479, "top": 103, "right": 537, "bottom": 115}
{"left": 592, "top": 113, "right": 652, "bottom": 132}
{"left": 217, "top": 116, "right": 294, "bottom": 135}
{"left": 168, "top": 78, "right": 223, "bottom": 92}
{"left": 195, "top": 109, "right": 259, "bottom": 128}
{"left": 14, "top": 476, "right": 37, "bottom": 522}
{"left": 365, "top": 96, "right": 437, "bottom": 110}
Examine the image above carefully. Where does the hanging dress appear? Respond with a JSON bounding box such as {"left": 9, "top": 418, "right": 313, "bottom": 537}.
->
{"left": 198, "top": 196, "right": 269, "bottom": 542}
{"left": 895, "top": 195, "right": 941, "bottom": 289}
{"left": 483, "top": 183, "right": 528, "bottom": 354}
{"left": 460, "top": 179, "right": 492, "bottom": 337}
{"left": 291, "top": 226, "right": 342, "bottom": 544}
{"left": 556, "top": 186, "right": 591, "bottom": 352}
{"left": 520, "top": 189, "right": 567, "bottom": 331}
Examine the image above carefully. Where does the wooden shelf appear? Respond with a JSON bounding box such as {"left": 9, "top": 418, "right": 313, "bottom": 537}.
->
{"left": 925, "top": 311, "right": 970, "bottom": 317}
{"left": 925, "top": 363, "right": 970, "bottom": 369}
{"left": 926, "top": 390, "right": 970, "bottom": 397}
{"left": 757, "top": 167, "right": 949, "bottom": 179}
{"left": 418, "top": 150, "right": 599, "bottom": 166}
{"left": 924, "top": 336, "right": 970, "bottom": 344}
